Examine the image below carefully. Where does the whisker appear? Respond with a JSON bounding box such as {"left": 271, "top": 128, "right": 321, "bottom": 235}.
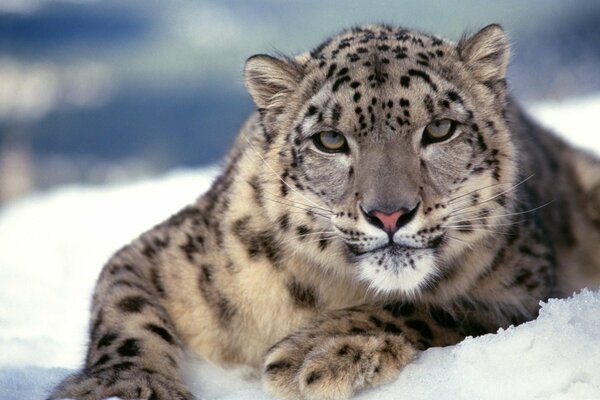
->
{"left": 279, "top": 234, "right": 336, "bottom": 247}
{"left": 279, "top": 233, "right": 336, "bottom": 247}
{"left": 444, "top": 235, "right": 471, "bottom": 245}
{"left": 447, "top": 180, "right": 516, "bottom": 205}
{"left": 450, "top": 200, "right": 554, "bottom": 224}
{"left": 441, "top": 227, "right": 512, "bottom": 235}
{"left": 262, "top": 194, "right": 333, "bottom": 214}
{"left": 285, "top": 211, "right": 333, "bottom": 222}
{"left": 444, "top": 219, "right": 528, "bottom": 228}
{"left": 302, "top": 236, "right": 335, "bottom": 246}
{"left": 262, "top": 196, "right": 332, "bottom": 220}
{"left": 242, "top": 132, "right": 326, "bottom": 211}
{"left": 448, "top": 206, "right": 498, "bottom": 220}
{"left": 449, "top": 174, "right": 534, "bottom": 214}
{"left": 263, "top": 190, "right": 333, "bottom": 214}
{"left": 291, "top": 231, "right": 337, "bottom": 238}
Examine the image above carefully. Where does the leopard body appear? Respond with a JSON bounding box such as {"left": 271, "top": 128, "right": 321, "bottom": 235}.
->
{"left": 51, "top": 24, "right": 600, "bottom": 400}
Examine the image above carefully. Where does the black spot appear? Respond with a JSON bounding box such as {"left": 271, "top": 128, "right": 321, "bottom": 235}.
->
{"left": 117, "top": 338, "right": 141, "bottom": 357}
{"left": 383, "top": 302, "right": 415, "bottom": 317}
{"left": 180, "top": 233, "right": 201, "bottom": 262}
{"left": 195, "top": 265, "right": 211, "bottom": 286}
{"left": 337, "top": 67, "right": 349, "bottom": 76}
{"left": 216, "top": 295, "right": 237, "bottom": 325}
{"left": 429, "top": 307, "right": 459, "bottom": 328}
{"left": 423, "top": 95, "right": 435, "bottom": 114}
{"left": 350, "top": 326, "right": 367, "bottom": 334}
{"left": 347, "top": 53, "right": 360, "bottom": 62}
{"left": 318, "top": 237, "right": 328, "bottom": 251}
{"left": 150, "top": 267, "right": 166, "bottom": 297}
{"left": 141, "top": 243, "right": 157, "bottom": 260}
{"left": 118, "top": 296, "right": 148, "bottom": 313}
{"left": 296, "top": 225, "right": 310, "bottom": 236}
{"left": 476, "top": 133, "right": 488, "bottom": 152}
{"left": 369, "top": 315, "right": 384, "bottom": 328}
{"left": 447, "top": 90, "right": 461, "bottom": 102}
{"left": 265, "top": 360, "right": 292, "bottom": 374}
{"left": 97, "top": 332, "right": 118, "bottom": 349}
{"left": 384, "top": 322, "right": 403, "bottom": 335}
{"left": 306, "top": 370, "right": 323, "bottom": 385}
{"left": 408, "top": 69, "right": 438, "bottom": 91}
{"left": 232, "top": 217, "right": 280, "bottom": 267}
{"left": 460, "top": 320, "right": 489, "bottom": 337}
{"left": 145, "top": 323, "right": 175, "bottom": 345}
{"left": 353, "top": 92, "right": 362, "bottom": 102}
{"left": 326, "top": 63, "right": 337, "bottom": 79}
{"left": 113, "top": 361, "right": 135, "bottom": 372}
{"left": 92, "top": 354, "right": 111, "bottom": 368}
{"left": 306, "top": 105, "right": 318, "bottom": 116}
{"left": 418, "top": 340, "right": 432, "bottom": 350}
{"left": 248, "top": 174, "right": 265, "bottom": 203}
{"left": 338, "top": 344, "right": 350, "bottom": 355}
{"left": 277, "top": 214, "right": 290, "bottom": 231}
{"left": 287, "top": 279, "right": 318, "bottom": 308}
{"left": 400, "top": 75, "right": 410, "bottom": 88}
{"left": 109, "top": 263, "right": 141, "bottom": 278}
{"left": 405, "top": 319, "right": 433, "bottom": 340}
{"left": 333, "top": 75, "right": 351, "bottom": 92}
{"left": 332, "top": 103, "right": 342, "bottom": 122}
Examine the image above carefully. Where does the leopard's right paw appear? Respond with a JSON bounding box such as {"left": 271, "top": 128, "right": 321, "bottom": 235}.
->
{"left": 262, "top": 331, "right": 415, "bottom": 400}
{"left": 49, "top": 365, "right": 193, "bottom": 400}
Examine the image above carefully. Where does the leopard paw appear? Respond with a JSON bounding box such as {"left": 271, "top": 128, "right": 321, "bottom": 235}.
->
{"left": 49, "top": 365, "right": 193, "bottom": 400}
{"left": 263, "top": 333, "right": 415, "bottom": 400}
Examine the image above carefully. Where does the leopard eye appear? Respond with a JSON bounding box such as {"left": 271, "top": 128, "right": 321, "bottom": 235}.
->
{"left": 423, "top": 119, "right": 457, "bottom": 144}
{"left": 312, "top": 131, "right": 349, "bottom": 153}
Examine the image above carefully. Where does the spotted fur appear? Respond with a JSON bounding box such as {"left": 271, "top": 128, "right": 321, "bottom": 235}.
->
{"left": 50, "top": 24, "right": 600, "bottom": 400}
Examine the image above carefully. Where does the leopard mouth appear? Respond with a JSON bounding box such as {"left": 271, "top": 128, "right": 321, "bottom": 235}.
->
{"left": 345, "top": 234, "right": 445, "bottom": 257}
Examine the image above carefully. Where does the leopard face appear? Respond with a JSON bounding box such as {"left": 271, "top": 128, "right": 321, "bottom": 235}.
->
{"left": 244, "top": 24, "right": 518, "bottom": 296}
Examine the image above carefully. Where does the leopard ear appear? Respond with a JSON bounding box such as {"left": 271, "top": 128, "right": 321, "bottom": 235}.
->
{"left": 458, "top": 24, "right": 510, "bottom": 84}
{"left": 244, "top": 54, "right": 302, "bottom": 110}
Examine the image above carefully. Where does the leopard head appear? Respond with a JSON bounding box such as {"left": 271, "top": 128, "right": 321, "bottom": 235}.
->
{"left": 243, "top": 24, "right": 518, "bottom": 297}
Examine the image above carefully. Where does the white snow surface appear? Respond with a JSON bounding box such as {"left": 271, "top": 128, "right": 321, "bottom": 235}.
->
{"left": 1, "top": 95, "right": 600, "bottom": 399}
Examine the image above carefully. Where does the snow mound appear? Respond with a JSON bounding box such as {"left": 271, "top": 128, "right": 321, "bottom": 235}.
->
{"left": 358, "top": 289, "right": 600, "bottom": 400}
{"left": 1, "top": 290, "right": 599, "bottom": 400}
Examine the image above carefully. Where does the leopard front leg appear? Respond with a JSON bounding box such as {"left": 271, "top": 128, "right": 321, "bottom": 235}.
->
{"left": 263, "top": 305, "right": 465, "bottom": 400}
{"left": 49, "top": 241, "right": 193, "bottom": 400}
{"left": 50, "top": 365, "right": 193, "bottom": 400}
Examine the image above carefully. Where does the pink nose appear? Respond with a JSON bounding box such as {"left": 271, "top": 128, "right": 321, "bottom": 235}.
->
{"left": 371, "top": 210, "right": 404, "bottom": 234}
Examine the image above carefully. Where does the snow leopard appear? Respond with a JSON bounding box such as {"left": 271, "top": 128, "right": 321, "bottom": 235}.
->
{"left": 50, "top": 24, "right": 600, "bottom": 400}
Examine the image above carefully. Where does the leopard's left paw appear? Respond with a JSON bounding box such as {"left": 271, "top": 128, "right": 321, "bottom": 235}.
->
{"left": 263, "top": 333, "right": 416, "bottom": 400}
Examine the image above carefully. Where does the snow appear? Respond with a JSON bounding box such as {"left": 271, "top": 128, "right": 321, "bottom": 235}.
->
{"left": 1, "top": 95, "right": 600, "bottom": 399}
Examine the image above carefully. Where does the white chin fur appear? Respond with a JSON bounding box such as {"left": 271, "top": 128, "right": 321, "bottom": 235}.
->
{"left": 357, "top": 253, "right": 436, "bottom": 296}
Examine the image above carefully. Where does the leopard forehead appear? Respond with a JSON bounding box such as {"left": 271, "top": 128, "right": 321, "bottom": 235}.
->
{"left": 285, "top": 25, "right": 502, "bottom": 142}
{"left": 306, "top": 24, "right": 452, "bottom": 71}
{"left": 299, "top": 25, "right": 459, "bottom": 102}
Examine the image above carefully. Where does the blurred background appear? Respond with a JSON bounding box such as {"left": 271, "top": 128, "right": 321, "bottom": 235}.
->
{"left": 1, "top": 0, "right": 600, "bottom": 203}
